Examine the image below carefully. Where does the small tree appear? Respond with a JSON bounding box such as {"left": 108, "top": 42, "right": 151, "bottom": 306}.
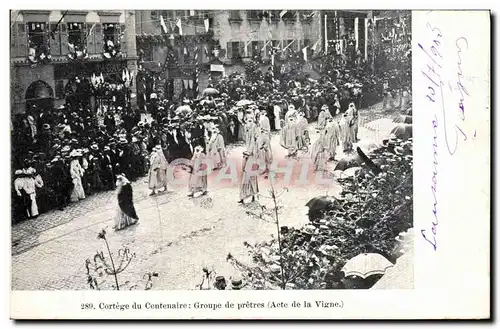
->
{"left": 85, "top": 229, "right": 158, "bottom": 290}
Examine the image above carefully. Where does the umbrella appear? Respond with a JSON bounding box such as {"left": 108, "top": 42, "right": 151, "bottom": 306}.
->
{"left": 175, "top": 105, "right": 192, "bottom": 115}
{"left": 390, "top": 124, "right": 413, "bottom": 140}
{"left": 393, "top": 115, "right": 412, "bottom": 124}
{"left": 236, "top": 99, "right": 254, "bottom": 107}
{"left": 202, "top": 88, "right": 219, "bottom": 96}
{"left": 334, "top": 153, "right": 363, "bottom": 171}
{"left": 341, "top": 253, "right": 394, "bottom": 279}
{"left": 305, "top": 196, "right": 336, "bottom": 213}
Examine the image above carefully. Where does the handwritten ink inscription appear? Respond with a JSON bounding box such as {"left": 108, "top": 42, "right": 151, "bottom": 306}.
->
{"left": 418, "top": 22, "right": 471, "bottom": 250}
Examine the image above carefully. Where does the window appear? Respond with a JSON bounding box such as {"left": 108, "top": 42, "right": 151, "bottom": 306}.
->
{"left": 27, "top": 22, "right": 48, "bottom": 54}
{"left": 67, "top": 22, "right": 86, "bottom": 51}
{"left": 226, "top": 41, "right": 244, "bottom": 59}
{"left": 247, "top": 10, "right": 260, "bottom": 21}
{"left": 249, "top": 40, "right": 260, "bottom": 58}
{"left": 229, "top": 10, "right": 241, "bottom": 21}
{"left": 11, "top": 23, "right": 28, "bottom": 57}
{"left": 103, "top": 23, "right": 116, "bottom": 46}
{"left": 85, "top": 23, "right": 103, "bottom": 54}
{"left": 231, "top": 41, "right": 241, "bottom": 58}
{"left": 285, "top": 39, "right": 295, "bottom": 51}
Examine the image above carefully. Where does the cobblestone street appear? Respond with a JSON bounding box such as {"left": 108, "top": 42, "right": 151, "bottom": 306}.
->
{"left": 12, "top": 103, "right": 399, "bottom": 290}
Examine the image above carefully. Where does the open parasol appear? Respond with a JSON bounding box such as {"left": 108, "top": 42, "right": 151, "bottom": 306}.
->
{"left": 341, "top": 253, "right": 394, "bottom": 279}
{"left": 305, "top": 196, "right": 336, "bottom": 213}
{"left": 334, "top": 153, "right": 363, "bottom": 171}
{"left": 202, "top": 88, "right": 219, "bottom": 96}
{"left": 175, "top": 105, "right": 192, "bottom": 116}
{"left": 236, "top": 99, "right": 255, "bottom": 107}
{"left": 390, "top": 123, "right": 413, "bottom": 141}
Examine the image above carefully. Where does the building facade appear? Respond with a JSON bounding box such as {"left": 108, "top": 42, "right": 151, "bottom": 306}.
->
{"left": 134, "top": 10, "right": 383, "bottom": 103}
{"left": 10, "top": 10, "right": 138, "bottom": 114}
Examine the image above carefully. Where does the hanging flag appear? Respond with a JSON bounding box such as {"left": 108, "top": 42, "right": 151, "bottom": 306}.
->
{"left": 190, "top": 10, "right": 195, "bottom": 16}
{"left": 176, "top": 18, "right": 183, "bottom": 36}
{"left": 279, "top": 10, "right": 287, "bottom": 18}
{"left": 160, "top": 15, "right": 168, "bottom": 34}
{"left": 184, "top": 47, "right": 187, "bottom": 55}
{"left": 311, "top": 39, "right": 321, "bottom": 52}
{"left": 204, "top": 45, "right": 209, "bottom": 57}
{"left": 302, "top": 46, "right": 308, "bottom": 61}
{"left": 204, "top": 18, "right": 210, "bottom": 32}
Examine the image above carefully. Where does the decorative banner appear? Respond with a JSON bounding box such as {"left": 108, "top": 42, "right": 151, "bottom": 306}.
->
{"left": 160, "top": 15, "right": 168, "bottom": 34}
{"left": 210, "top": 64, "right": 224, "bottom": 72}
{"left": 302, "top": 46, "right": 308, "bottom": 61}
{"left": 176, "top": 18, "right": 183, "bottom": 36}
{"left": 204, "top": 18, "right": 210, "bottom": 32}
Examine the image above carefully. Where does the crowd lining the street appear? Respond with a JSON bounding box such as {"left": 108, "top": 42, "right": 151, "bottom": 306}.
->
{"left": 11, "top": 62, "right": 410, "bottom": 224}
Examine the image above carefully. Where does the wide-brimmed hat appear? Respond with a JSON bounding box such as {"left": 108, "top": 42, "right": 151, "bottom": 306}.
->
{"left": 138, "top": 122, "right": 145, "bottom": 127}
{"left": 90, "top": 144, "right": 99, "bottom": 151}
{"left": 61, "top": 145, "right": 71, "bottom": 153}
{"left": 42, "top": 123, "right": 50, "bottom": 130}
{"left": 119, "top": 138, "right": 128, "bottom": 144}
{"left": 70, "top": 150, "right": 82, "bottom": 157}
{"left": 14, "top": 169, "right": 23, "bottom": 175}
{"left": 103, "top": 146, "right": 111, "bottom": 152}
{"left": 51, "top": 156, "right": 61, "bottom": 163}
{"left": 242, "top": 151, "right": 251, "bottom": 157}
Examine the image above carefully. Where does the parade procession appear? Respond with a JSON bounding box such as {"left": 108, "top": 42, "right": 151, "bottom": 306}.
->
{"left": 11, "top": 10, "right": 414, "bottom": 291}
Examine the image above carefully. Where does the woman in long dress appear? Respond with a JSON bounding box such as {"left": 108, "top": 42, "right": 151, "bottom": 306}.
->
{"left": 69, "top": 150, "right": 86, "bottom": 202}
{"left": 238, "top": 151, "right": 259, "bottom": 204}
{"left": 148, "top": 145, "right": 168, "bottom": 196}
{"left": 114, "top": 174, "right": 139, "bottom": 231}
{"left": 188, "top": 145, "right": 209, "bottom": 197}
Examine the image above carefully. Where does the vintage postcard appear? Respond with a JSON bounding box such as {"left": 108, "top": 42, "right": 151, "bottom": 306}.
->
{"left": 8, "top": 7, "right": 490, "bottom": 320}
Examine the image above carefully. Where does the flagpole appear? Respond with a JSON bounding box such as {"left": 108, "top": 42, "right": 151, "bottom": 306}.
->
{"left": 324, "top": 14, "right": 328, "bottom": 54}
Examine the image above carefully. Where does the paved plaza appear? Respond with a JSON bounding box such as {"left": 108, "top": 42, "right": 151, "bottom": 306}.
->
{"left": 12, "top": 103, "right": 397, "bottom": 290}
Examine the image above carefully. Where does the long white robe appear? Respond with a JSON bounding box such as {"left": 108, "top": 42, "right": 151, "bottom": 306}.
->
{"left": 245, "top": 121, "right": 259, "bottom": 155}
{"left": 325, "top": 121, "right": 340, "bottom": 159}
{"left": 280, "top": 118, "right": 298, "bottom": 152}
{"left": 208, "top": 133, "right": 226, "bottom": 169}
{"left": 70, "top": 159, "right": 86, "bottom": 202}
{"left": 317, "top": 110, "right": 332, "bottom": 130}
{"left": 273, "top": 105, "right": 282, "bottom": 130}
{"left": 259, "top": 115, "right": 271, "bottom": 134}
{"left": 148, "top": 151, "right": 168, "bottom": 190}
{"left": 257, "top": 133, "right": 273, "bottom": 168}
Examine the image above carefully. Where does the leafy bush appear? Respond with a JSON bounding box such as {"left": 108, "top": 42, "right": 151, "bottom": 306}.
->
{"left": 229, "top": 138, "right": 413, "bottom": 289}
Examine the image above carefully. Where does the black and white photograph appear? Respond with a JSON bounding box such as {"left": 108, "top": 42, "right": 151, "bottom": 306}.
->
{"left": 10, "top": 9, "right": 413, "bottom": 292}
